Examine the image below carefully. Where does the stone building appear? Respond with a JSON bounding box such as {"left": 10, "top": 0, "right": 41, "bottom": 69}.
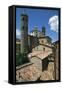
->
{"left": 16, "top": 25, "right": 52, "bottom": 54}
{"left": 16, "top": 14, "right": 57, "bottom": 82}
{"left": 53, "top": 41, "right": 60, "bottom": 80}
{"left": 30, "top": 26, "right": 44, "bottom": 37}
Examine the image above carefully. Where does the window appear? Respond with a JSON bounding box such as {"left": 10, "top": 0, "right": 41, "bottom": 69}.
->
{"left": 21, "top": 26, "right": 24, "bottom": 30}
{"left": 21, "top": 17, "right": 28, "bottom": 21}
{"left": 43, "top": 48, "right": 45, "bottom": 51}
{"left": 22, "top": 17, "right": 24, "bottom": 21}
{"left": 42, "top": 40, "right": 44, "bottom": 43}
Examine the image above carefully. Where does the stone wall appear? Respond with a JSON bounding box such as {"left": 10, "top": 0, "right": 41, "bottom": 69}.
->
{"left": 16, "top": 63, "right": 41, "bottom": 82}
{"left": 16, "top": 58, "right": 55, "bottom": 82}
{"left": 32, "top": 44, "right": 52, "bottom": 52}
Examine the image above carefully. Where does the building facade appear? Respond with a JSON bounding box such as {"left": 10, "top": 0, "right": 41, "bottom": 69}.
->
{"left": 16, "top": 26, "right": 52, "bottom": 54}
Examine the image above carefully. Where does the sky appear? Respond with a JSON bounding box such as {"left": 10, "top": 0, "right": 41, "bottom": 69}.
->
{"left": 16, "top": 7, "right": 59, "bottom": 42}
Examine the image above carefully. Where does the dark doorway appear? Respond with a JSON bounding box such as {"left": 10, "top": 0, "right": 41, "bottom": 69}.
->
{"left": 42, "top": 57, "right": 49, "bottom": 71}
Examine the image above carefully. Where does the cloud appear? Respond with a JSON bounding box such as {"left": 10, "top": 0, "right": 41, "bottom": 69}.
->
{"left": 16, "top": 29, "right": 20, "bottom": 38}
{"left": 48, "top": 15, "right": 58, "bottom": 32}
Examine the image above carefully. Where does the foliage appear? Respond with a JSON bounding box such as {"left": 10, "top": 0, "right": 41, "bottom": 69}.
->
{"left": 16, "top": 53, "right": 29, "bottom": 66}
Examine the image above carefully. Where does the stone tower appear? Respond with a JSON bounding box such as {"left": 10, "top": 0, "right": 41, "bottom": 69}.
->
{"left": 42, "top": 26, "right": 46, "bottom": 36}
{"left": 20, "top": 14, "right": 28, "bottom": 54}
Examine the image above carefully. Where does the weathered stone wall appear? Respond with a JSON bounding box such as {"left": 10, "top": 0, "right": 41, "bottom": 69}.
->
{"left": 55, "top": 44, "right": 59, "bottom": 80}
{"left": 16, "top": 63, "right": 41, "bottom": 82}
{"left": 16, "top": 60, "right": 54, "bottom": 82}
{"left": 32, "top": 44, "right": 52, "bottom": 52}
{"left": 29, "top": 56, "right": 42, "bottom": 71}
{"left": 39, "top": 38, "right": 51, "bottom": 46}
{"left": 39, "top": 38, "right": 47, "bottom": 44}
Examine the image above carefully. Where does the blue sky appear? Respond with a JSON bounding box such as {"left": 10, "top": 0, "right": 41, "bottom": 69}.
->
{"left": 16, "top": 7, "right": 59, "bottom": 42}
